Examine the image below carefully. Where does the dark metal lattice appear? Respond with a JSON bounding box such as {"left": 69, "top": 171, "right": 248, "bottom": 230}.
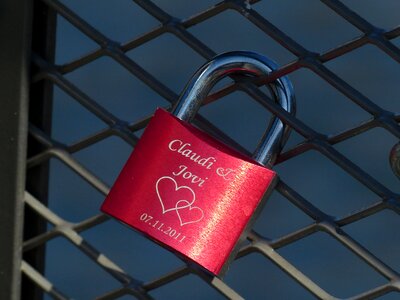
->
{"left": 23, "top": 0, "right": 400, "bottom": 299}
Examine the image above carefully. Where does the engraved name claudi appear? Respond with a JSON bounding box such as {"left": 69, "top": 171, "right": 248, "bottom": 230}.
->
{"left": 168, "top": 139, "right": 236, "bottom": 187}
{"left": 168, "top": 139, "right": 216, "bottom": 187}
{"left": 168, "top": 139, "right": 216, "bottom": 169}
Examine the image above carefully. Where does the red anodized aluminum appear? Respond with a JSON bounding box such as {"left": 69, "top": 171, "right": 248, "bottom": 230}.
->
{"left": 101, "top": 108, "right": 277, "bottom": 275}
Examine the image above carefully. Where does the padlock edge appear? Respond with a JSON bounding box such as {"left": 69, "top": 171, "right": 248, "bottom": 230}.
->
{"left": 216, "top": 174, "right": 279, "bottom": 277}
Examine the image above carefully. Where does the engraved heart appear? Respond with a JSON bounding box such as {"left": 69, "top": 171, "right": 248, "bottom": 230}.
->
{"left": 175, "top": 200, "right": 204, "bottom": 226}
{"left": 156, "top": 176, "right": 195, "bottom": 214}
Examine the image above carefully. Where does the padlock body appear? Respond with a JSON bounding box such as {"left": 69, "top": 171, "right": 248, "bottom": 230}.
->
{"left": 101, "top": 108, "right": 277, "bottom": 275}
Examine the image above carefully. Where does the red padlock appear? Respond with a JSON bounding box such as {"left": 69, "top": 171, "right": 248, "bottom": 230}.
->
{"left": 101, "top": 51, "right": 295, "bottom": 276}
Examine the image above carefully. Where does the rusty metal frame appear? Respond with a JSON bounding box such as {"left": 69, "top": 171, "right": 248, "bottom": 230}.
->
{"left": 0, "top": 0, "right": 32, "bottom": 299}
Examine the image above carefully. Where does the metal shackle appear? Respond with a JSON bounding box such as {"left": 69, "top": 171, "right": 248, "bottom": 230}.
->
{"left": 172, "top": 51, "right": 295, "bottom": 167}
{"left": 389, "top": 142, "right": 400, "bottom": 178}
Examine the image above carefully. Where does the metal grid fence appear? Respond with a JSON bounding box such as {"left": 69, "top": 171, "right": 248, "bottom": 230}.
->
{"left": 23, "top": 0, "right": 400, "bottom": 299}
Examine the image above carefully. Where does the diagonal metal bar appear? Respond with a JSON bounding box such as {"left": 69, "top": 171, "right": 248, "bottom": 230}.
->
{"left": 24, "top": 192, "right": 152, "bottom": 299}
{"left": 247, "top": 231, "right": 336, "bottom": 300}
{"left": 21, "top": 261, "right": 70, "bottom": 300}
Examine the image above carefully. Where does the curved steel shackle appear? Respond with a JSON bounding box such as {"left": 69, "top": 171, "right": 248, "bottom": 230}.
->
{"left": 389, "top": 142, "right": 400, "bottom": 179}
{"left": 171, "top": 51, "right": 295, "bottom": 167}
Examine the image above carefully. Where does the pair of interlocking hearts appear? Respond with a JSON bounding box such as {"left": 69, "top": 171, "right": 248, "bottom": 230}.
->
{"left": 156, "top": 176, "right": 204, "bottom": 226}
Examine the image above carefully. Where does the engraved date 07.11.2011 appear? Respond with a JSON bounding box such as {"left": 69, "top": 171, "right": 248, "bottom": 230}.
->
{"left": 139, "top": 213, "right": 186, "bottom": 243}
